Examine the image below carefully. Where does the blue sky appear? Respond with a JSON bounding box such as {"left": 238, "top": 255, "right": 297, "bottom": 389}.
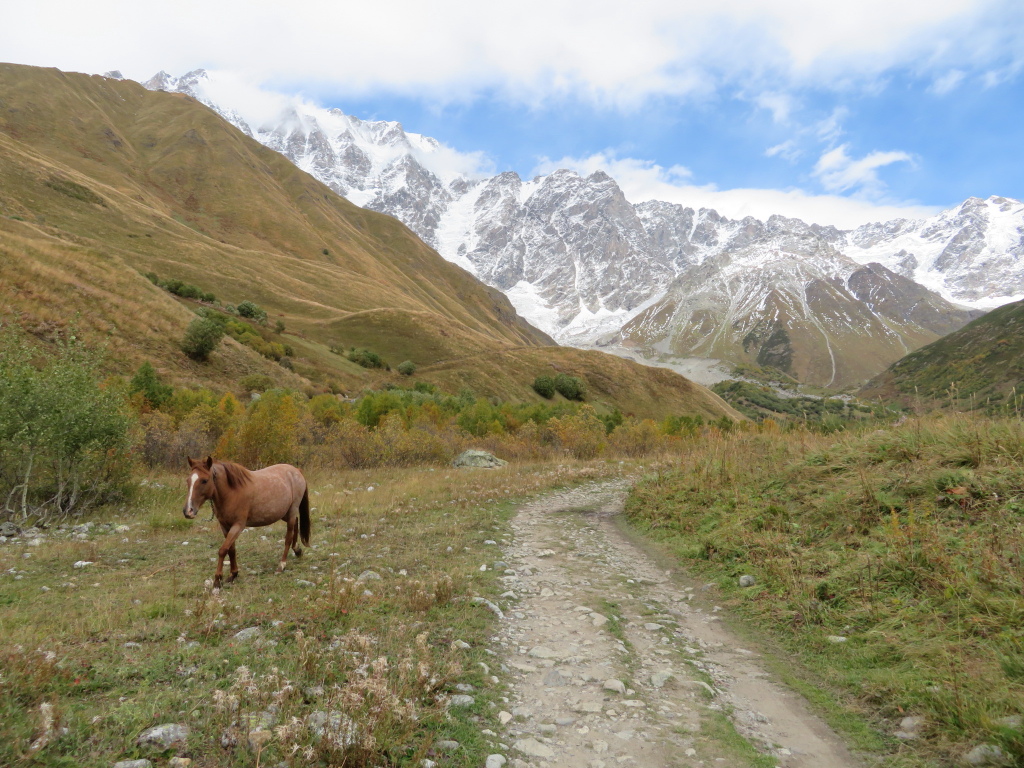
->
{"left": 3, "top": 0, "right": 1023, "bottom": 226}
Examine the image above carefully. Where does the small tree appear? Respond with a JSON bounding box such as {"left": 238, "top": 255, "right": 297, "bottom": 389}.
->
{"left": 181, "top": 318, "right": 225, "bottom": 361}
{"left": 129, "top": 362, "right": 173, "bottom": 409}
{"left": 237, "top": 301, "right": 268, "bottom": 324}
{"left": 554, "top": 373, "right": 586, "bottom": 401}
{"left": 532, "top": 375, "right": 556, "bottom": 399}
{"left": 397, "top": 360, "right": 417, "bottom": 376}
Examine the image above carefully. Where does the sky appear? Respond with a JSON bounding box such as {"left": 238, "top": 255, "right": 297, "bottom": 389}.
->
{"left": 2, "top": 0, "right": 1023, "bottom": 227}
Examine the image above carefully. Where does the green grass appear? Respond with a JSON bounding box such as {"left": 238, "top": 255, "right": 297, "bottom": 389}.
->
{"left": 624, "top": 415, "right": 1024, "bottom": 767}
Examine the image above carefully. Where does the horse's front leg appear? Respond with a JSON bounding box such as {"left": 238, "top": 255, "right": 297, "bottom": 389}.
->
{"left": 214, "top": 522, "right": 245, "bottom": 588}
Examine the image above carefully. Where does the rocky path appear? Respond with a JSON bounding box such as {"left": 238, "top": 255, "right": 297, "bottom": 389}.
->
{"left": 491, "top": 480, "right": 861, "bottom": 768}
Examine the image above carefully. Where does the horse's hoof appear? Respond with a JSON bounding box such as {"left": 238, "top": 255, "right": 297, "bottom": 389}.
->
{"left": 276, "top": 563, "right": 286, "bottom": 573}
{"left": 294, "top": 548, "right": 303, "bottom": 558}
{"left": 212, "top": 578, "right": 222, "bottom": 590}
{"left": 227, "top": 573, "right": 238, "bottom": 583}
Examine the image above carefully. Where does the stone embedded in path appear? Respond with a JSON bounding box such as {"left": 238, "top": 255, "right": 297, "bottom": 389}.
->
{"left": 591, "top": 614, "right": 608, "bottom": 627}
{"left": 651, "top": 671, "right": 675, "bottom": 688}
{"left": 528, "top": 646, "right": 561, "bottom": 659}
{"left": 485, "top": 756, "right": 507, "bottom": 768}
{"left": 603, "top": 679, "right": 626, "bottom": 694}
{"left": 644, "top": 623, "right": 664, "bottom": 631}
{"left": 498, "top": 711, "right": 514, "bottom": 725}
{"left": 513, "top": 737, "right": 555, "bottom": 758}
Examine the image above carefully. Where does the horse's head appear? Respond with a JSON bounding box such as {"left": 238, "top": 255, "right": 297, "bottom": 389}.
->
{"left": 183, "top": 456, "right": 215, "bottom": 519}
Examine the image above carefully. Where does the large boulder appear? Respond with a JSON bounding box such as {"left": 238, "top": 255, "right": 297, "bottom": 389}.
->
{"left": 453, "top": 450, "right": 508, "bottom": 469}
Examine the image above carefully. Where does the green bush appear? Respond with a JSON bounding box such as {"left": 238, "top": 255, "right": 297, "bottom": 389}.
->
{"left": 397, "top": 360, "right": 417, "bottom": 376}
{"left": 129, "top": 362, "right": 172, "bottom": 409}
{"left": 553, "top": 373, "right": 586, "bottom": 401}
{"left": 0, "top": 329, "right": 131, "bottom": 518}
{"left": 181, "top": 318, "right": 225, "bottom": 361}
{"left": 348, "top": 348, "right": 388, "bottom": 370}
{"left": 533, "top": 375, "right": 556, "bottom": 399}
{"left": 239, "top": 374, "right": 275, "bottom": 394}
{"left": 237, "top": 301, "right": 268, "bottom": 324}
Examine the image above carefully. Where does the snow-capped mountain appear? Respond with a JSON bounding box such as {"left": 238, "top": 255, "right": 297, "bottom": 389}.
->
{"left": 139, "top": 70, "right": 1016, "bottom": 386}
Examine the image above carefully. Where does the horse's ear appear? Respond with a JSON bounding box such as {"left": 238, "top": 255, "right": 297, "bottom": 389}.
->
{"left": 204, "top": 456, "right": 214, "bottom": 470}
{"left": 187, "top": 456, "right": 195, "bottom": 468}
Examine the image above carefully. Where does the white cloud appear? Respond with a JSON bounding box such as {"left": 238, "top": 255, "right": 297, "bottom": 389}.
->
{"left": 755, "top": 92, "right": 797, "bottom": 124}
{"left": 930, "top": 69, "right": 966, "bottom": 94}
{"left": 0, "top": 0, "right": 1019, "bottom": 106}
{"left": 812, "top": 144, "right": 914, "bottom": 195}
{"left": 531, "top": 151, "right": 936, "bottom": 228}
{"left": 765, "top": 140, "right": 801, "bottom": 162}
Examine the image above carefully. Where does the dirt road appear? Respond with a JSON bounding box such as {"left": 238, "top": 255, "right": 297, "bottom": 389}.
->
{"left": 491, "top": 480, "right": 862, "bottom": 768}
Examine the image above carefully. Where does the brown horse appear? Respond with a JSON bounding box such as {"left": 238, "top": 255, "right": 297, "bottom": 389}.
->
{"left": 183, "top": 456, "right": 310, "bottom": 588}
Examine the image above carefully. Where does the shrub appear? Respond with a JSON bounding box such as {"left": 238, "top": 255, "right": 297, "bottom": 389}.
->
{"left": 347, "top": 348, "right": 388, "bottom": 369}
{"left": 181, "top": 318, "right": 225, "bottom": 361}
{"left": 397, "top": 360, "right": 417, "bottom": 376}
{"left": 533, "top": 375, "right": 555, "bottom": 398}
{"left": 274, "top": 319, "right": 286, "bottom": 334}
{"left": 554, "top": 373, "right": 586, "bottom": 401}
{"left": 237, "top": 390, "right": 301, "bottom": 467}
{"left": 129, "top": 362, "right": 173, "bottom": 409}
{"left": 239, "top": 374, "right": 275, "bottom": 394}
{"left": 237, "top": 301, "right": 268, "bottom": 324}
{"left": 0, "top": 329, "right": 131, "bottom": 518}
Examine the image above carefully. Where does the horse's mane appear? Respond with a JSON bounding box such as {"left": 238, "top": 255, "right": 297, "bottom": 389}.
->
{"left": 216, "top": 460, "right": 254, "bottom": 489}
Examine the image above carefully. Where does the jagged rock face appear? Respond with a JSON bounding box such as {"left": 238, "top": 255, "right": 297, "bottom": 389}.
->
{"left": 140, "top": 71, "right": 1021, "bottom": 385}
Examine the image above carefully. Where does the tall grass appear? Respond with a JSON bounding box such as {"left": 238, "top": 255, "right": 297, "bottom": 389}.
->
{"left": 627, "top": 413, "right": 1024, "bottom": 766}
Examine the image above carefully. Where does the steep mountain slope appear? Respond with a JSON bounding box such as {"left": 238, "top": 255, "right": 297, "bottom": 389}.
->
{"left": 0, "top": 64, "right": 739, "bottom": 421}
{"left": 140, "top": 69, "right": 1003, "bottom": 387}
{"left": 859, "top": 298, "right": 1024, "bottom": 409}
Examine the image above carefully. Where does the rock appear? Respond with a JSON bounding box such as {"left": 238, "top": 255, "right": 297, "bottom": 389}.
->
{"left": 113, "top": 761, "right": 153, "bottom": 768}
{"left": 528, "top": 646, "right": 560, "bottom": 659}
{"left": 453, "top": 450, "right": 508, "bottom": 469}
{"left": 168, "top": 759, "right": 192, "bottom": 768}
{"left": 421, "top": 761, "right": 437, "bottom": 768}
{"left": 136, "top": 723, "right": 190, "bottom": 749}
{"left": 683, "top": 680, "right": 717, "bottom": 697}
{"left": 591, "top": 614, "right": 608, "bottom": 627}
{"left": 448, "top": 694, "right": 475, "bottom": 708}
{"left": 73, "top": 561, "right": 94, "bottom": 569}
{"left": 454, "top": 683, "right": 475, "bottom": 692}
{"left": 644, "top": 623, "right": 664, "bottom": 631}
{"left": 540, "top": 588, "right": 555, "bottom": 597}
{"left": 305, "top": 711, "right": 358, "bottom": 747}
{"left": 435, "top": 739, "right": 460, "bottom": 752}
{"left": 962, "top": 744, "right": 1008, "bottom": 766}
{"left": 494, "top": 561, "right": 509, "bottom": 569}
{"left": 357, "top": 570, "right": 382, "bottom": 581}
{"left": 544, "top": 668, "right": 571, "bottom": 687}
{"left": 592, "top": 740, "right": 609, "bottom": 753}
{"left": 472, "top": 597, "right": 505, "bottom": 618}
{"left": 0, "top": 521, "right": 19, "bottom": 537}
{"left": 739, "top": 575, "right": 756, "bottom": 587}
{"left": 538, "top": 723, "right": 557, "bottom": 735}
{"left": 295, "top": 579, "right": 316, "bottom": 587}
{"left": 895, "top": 715, "right": 926, "bottom": 740}
{"left": 513, "top": 737, "right": 555, "bottom": 758}
{"left": 232, "top": 627, "right": 261, "bottom": 642}
{"left": 452, "top": 640, "right": 471, "bottom": 650}
{"left": 996, "top": 715, "right": 1022, "bottom": 730}
{"left": 555, "top": 716, "right": 576, "bottom": 726}
{"left": 651, "top": 671, "right": 675, "bottom": 688}
{"left": 498, "top": 710, "right": 513, "bottom": 725}
{"left": 603, "top": 679, "right": 626, "bottom": 694}
{"left": 485, "top": 755, "right": 507, "bottom": 768}
{"left": 826, "top": 635, "right": 848, "bottom": 644}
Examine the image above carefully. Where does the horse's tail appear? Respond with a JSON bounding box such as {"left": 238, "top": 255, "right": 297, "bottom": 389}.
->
{"left": 299, "top": 486, "right": 311, "bottom": 546}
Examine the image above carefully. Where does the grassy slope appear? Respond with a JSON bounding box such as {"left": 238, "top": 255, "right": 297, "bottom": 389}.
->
{"left": 625, "top": 418, "right": 1024, "bottom": 766}
{"left": 0, "top": 64, "right": 737, "bottom": 420}
{"left": 0, "top": 461, "right": 623, "bottom": 767}
{"left": 860, "top": 299, "right": 1024, "bottom": 410}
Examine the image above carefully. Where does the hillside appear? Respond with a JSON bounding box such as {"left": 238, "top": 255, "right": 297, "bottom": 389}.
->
{"left": 0, "top": 64, "right": 737, "bottom": 420}
{"left": 859, "top": 298, "right": 1024, "bottom": 410}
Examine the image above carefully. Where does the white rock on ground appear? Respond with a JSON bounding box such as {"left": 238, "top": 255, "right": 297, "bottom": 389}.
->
{"left": 136, "top": 723, "right": 190, "bottom": 749}
{"left": 485, "top": 755, "right": 507, "bottom": 768}
{"left": 513, "top": 737, "right": 555, "bottom": 758}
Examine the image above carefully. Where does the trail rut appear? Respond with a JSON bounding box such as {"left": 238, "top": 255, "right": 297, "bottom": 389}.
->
{"left": 491, "top": 480, "right": 862, "bottom": 768}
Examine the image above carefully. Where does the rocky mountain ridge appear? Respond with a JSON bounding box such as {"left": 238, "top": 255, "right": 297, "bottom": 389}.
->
{"left": 138, "top": 70, "right": 1017, "bottom": 386}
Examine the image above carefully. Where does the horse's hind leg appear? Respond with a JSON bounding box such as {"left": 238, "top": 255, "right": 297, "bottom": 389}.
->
{"left": 291, "top": 505, "right": 303, "bottom": 558}
{"left": 279, "top": 514, "right": 297, "bottom": 573}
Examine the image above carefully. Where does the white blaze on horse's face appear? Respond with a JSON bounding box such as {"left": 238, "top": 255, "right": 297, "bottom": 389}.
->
{"left": 184, "top": 471, "right": 200, "bottom": 519}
